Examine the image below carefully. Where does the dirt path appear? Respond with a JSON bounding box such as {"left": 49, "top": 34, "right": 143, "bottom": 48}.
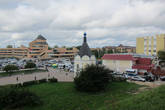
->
{"left": 127, "top": 80, "right": 165, "bottom": 94}
{"left": 128, "top": 80, "right": 165, "bottom": 88}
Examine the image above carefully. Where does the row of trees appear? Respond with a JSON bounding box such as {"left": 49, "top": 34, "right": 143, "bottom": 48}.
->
{"left": 3, "top": 62, "right": 36, "bottom": 73}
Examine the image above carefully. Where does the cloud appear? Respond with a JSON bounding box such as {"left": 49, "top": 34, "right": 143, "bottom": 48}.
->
{"left": 0, "top": 0, "right": 165, "bottom": 48}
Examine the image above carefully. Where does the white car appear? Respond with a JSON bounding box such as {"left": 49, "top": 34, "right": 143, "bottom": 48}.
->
{"left": 131, "top": 76, "right": 146, "bottom": 82}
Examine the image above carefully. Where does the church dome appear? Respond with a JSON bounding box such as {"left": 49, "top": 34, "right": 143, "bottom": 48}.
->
{"left": 78, "top": 32, "right": 92, "bottom": 57}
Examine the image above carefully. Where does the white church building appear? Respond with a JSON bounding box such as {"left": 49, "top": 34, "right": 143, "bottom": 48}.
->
{"left": 74, "top": 32, "right": 96, "bottom": 77}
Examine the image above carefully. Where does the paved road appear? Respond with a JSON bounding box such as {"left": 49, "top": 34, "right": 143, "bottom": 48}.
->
{"left": 0, "top": 67, "right": 74, "bottom": 86}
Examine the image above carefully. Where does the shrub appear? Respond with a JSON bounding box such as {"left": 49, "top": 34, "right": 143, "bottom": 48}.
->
{"left": 0, "top": 87, "right": 42, "bottom": 109}
{"left": 74, "top": 64, "right": 113, "bottom": 92}
{"left": 49, "top": 77, "right": 58, "bottom": 83}
{"left": 112, "top": 77, "right": 126, "bottom": 82}
{"left": 3, "top": 65, "right": 19, "bottom": 73}
{"left": 39, "top": 79, "right": 47, "bottom": 83}
{"left": 23, "top": 80, "right": 37, "bottom": 86}
{"left": 25, "top": 62, "right": 36, "bottom": 69}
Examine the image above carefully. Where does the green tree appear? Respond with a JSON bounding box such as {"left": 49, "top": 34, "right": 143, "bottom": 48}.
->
{"left": 74, "top": 64, "right": 112, "bottom": 92}
{"left": 62, "top": 46, "right": 66, "bottom": 48}
{"left": 158, "top": 50, "right": 165, "bottom": 60}
{"left": 107, "top": 49, "right": 113, "bottom": 54}
{"left": 54, "top": 45, "right": 59, "bottom": 48}
{"left": 48, "top": 46, "right": 52, "bottom": 50}
{"left": 0, "top": 87, "right": 42, "bottom": 109}
{"left": 75, "top": 45, "right": 81, "bottom": 50}
{"left": 92, "top": 50, "right": 99, "bottom": 59}
{"left": 6, "top": 45, "right": 13, "bottom": 48}
{"left": 25, "top": 62, "right": 36, "bottom": 68}
{"left": 3, "top": 65, "right": 19, "bottom": 73}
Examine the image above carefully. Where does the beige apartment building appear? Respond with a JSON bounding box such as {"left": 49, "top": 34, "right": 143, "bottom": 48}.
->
{"left": 0, "top": 35, "right": 79, "bottom": 59}
{"left": 0, "top": 45, "right": 28, "bottom": 59}
{"left": 48, "top": 47, "right": 79, "bottom": 59}
{"left": 28, "top": 35, "right": 49, "bottom": 59}
{"left": 136, "top": 34, "right": 165, "bottom": 56}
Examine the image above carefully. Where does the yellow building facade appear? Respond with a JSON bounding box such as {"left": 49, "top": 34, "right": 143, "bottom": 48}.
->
{"left": 136, "top": 34, "right": 165, "bottom": 55}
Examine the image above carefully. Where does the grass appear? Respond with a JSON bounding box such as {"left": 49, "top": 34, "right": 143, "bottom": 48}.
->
{"left": 21, "top": 82, "right": 141, "bottom": 110}
{"left": 0, "top": 69, "right": 47, "bottom": 77}
{"left": 1, "top": 81, "right": 165, "bottom": 110}
{"left": 98, "top": 85, "right": 165, "bottom": 110}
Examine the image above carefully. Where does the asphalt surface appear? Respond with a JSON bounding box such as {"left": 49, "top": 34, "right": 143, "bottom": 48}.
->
{"left": 0, "top": 67, "right": 74, "bottom": 86}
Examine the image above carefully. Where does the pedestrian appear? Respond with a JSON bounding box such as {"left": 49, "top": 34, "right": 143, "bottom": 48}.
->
{"left": 16, "top": 76, "right": 19, "bottom": 82}
{"left": 34, "top": 75, "right": 37, "bottom": 81}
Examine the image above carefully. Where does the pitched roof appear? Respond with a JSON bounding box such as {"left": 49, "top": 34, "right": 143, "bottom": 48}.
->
{"left": 36, "top": 35, "right": 46, "bottom": 40}
{"left": 78, "top": 32, "right": 92, "bottom": 57}
{"left": 102, "top": 54, "right": 134, "bottom": 60}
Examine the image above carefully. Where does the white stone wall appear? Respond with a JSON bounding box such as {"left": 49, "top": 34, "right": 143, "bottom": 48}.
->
{"left": 74, "top": 55, "right": 96, "bottom": 77}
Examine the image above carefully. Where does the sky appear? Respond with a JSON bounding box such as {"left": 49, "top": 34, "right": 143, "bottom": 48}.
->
{"left": 0, "top": 0, "right": 165, "bottom": 48}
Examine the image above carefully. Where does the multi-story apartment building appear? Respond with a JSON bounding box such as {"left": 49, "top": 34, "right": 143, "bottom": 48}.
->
{"left": 0, "top": 35, "right": 49, "bottom": 59}
{"left": 48, "top": 47, "right": 79, "bottom": 59}
{"left": 28, "top": 35, "right": 49, "bottom": 59}
{"left": 0, "top": 35, "right": 79, "bottom": 60}
{"left": 0, "top": 45, "right": 28, "bottom": 59}
{"left": 103, "top": 44, "right": 136, "bottom": 53}
{"left": 116, "top": 44, "right": 136, "bottom": 53}
{"left": 136, "top": 34, "right": 165, "bottom": 56}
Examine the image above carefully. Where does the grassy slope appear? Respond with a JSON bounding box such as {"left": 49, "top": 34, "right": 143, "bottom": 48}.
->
{"left": 22, "top": 82, "right": 141, "bottom": 110}
{"left": 99, "top": 85, "right": 165, "bottom": 110}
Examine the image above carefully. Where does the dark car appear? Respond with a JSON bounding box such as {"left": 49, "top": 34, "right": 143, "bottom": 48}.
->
{"left": 143, "top": 75, "right": 155, "bottom": 82}
{"left": 160, "top": 76, "right": 165, "bottom": 81}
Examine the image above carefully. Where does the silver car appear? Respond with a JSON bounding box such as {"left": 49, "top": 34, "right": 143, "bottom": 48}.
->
{"left": 131, "top": 76, "right": 146, "bottom": 82}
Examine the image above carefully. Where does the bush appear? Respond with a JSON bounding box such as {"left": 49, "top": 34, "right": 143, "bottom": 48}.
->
{"left": 23, "top": 80, "right": 37, "bottom": 86}
{"left": 0, "top": 87, "right": 42, "bottom": 109}
{"left": 25, "top": 62, "right": 36, "bottom": 69}
{"left": 3, "top": 65, "right": 19, "bottom": 73}
{"left": 112, "top": 77, "right": 126, "bottom": 82}
{"left": 49, "top": 77, "right": 58, "bottom": 83}
{"left": 39, "top": 79, "right": 47, "bottom": 83}
{"left": 74, "top": 64, "right": 113, "bottom": 92}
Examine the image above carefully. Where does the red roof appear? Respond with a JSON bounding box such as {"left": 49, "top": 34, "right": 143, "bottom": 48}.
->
{"left": 102, "top": 54, "right": 134, "bottom": 60}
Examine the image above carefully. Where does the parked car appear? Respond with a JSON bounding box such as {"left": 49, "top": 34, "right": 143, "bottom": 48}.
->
{"left": 125, "top": 73, "right": 137, "bottom": 79}
{"left": 160, "top": 76, "right": 165, "bottom": 81}
{"left": 131, "top": 76, "right": 146, "bottom": 82}
{"left": 142, "top": 75, "right": 155, "bottom": 82}
{"left": 69, "top": 68, "right": 74, "bottom": 72}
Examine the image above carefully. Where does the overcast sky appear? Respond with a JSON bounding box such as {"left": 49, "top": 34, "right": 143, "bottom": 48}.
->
{"left": 0, "top": 0, "right": 165, "bottom": 48}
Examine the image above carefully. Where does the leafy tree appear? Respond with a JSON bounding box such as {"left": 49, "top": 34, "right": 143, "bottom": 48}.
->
{"left": 6, "top": 45, "right": 13, "bottom": 48}
{"left": 74, "top": 64, "right": 112, "bottom": 92}
{"left": 62, "top": 46, "right": 66, "bottom": 48}
{"left": 158, "top": 50, "right": 165, "bottom": 60}
{"left": 92, "top": 50, "right": 99, "bottom": 59}
{"left": 107, "top": 49, "right": 113, "bottom": 54}
{"left": 75, "top": 45, "right": 81, "bottom": 50}
{"left": 48, "top": 46, "right": 52, "bottom": 50}
{"left": 25, "top": 62, "right": 36, "bottom": 68}
{"left": 3, "top": 65, "right": 19, "bottom": 73}
{"left": 0, "top": 87, "right": 42, "bottom": 109}
{"left": 54, "top": 45, "right": 59, "bottom": 48}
